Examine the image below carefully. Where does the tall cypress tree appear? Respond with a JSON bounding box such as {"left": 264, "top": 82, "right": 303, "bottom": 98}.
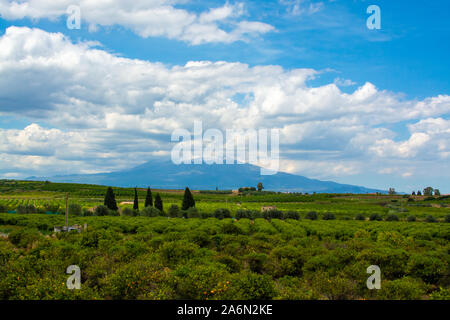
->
{"left": 145, "top": 187, "right": 153, "bottom": 207}
{"left": 182, "top": 187, "right": 195, "bottom": 210}
{"left": 104, "top": 187, "right": 118, "bottom": 211}
{"left": 133, "top": 187, "right": 139, "bottom": 211}
{"left": 155, "top": 193, "right": 163, "bottom": 212}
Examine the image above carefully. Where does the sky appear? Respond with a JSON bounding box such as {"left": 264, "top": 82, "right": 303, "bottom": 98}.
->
{"left": 0, "top": 0, "right": 449, "bottom": 193}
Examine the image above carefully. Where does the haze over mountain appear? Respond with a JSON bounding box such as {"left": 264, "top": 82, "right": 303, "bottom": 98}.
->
{"left": 27, "top": 160, "right": 384, "bottom": 194}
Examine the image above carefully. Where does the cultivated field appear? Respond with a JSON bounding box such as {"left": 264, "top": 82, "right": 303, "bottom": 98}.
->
{"left": 0, "top": 180, "right": 449, "bottom": 300}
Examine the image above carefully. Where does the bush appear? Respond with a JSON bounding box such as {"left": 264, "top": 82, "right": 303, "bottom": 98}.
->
{"left": 425, "top": 215, "right": 437, "bottom": 223}
{"left": 16, "top": 204, "right": 36, "bottom": 214}
{"left": 407, "top": 215, "right": 416, "bottom": 222}
{"left": 322, "top": 212, "right": 336, "bottom": 220}
{"left": 168, "top": 205, "right": 180, "bottom": 218}
{"left": 83, "top": 208, "right": 93, "bottom": 216}
{"left": 140, "top": 206, "right": 162, "bottom": 217}
{"left": 342, "top": 216, "right": 351, "bottom": 220}
{"left": 305, "top": 211, "right": 318, "bottom": 220}
{"left": 0, "top": 204, "right": 7, "bottom": 213}
{"left": 244, "top": 253, "right": 267, "bottom": 273}
{"left": 407, "top": 254, "right": 447, "bottom": 284}
{"left": 284, "top": 211, "right": 300, "bottom": 220}
{"left": 227, "top": 272, "right": 276, "bottom": 300}
{"left": 249, "top": 210, "right": 262, "bottom": 220}
{"left": 235, "top": 209, "right": 251, "bottom": 219}
{"left": 262, "top": 209, "right": 283, "bottom": 220}
{"left": 8, "top": 228, "right": 41, "bottom": 248}
{"left": 186, "top": 207, "right": 201, "bottom": 218}
{"left": 369, "top": 213, "right": 382, "bottom": 221}
{"left": 221, "top": 222, "right": 242, "bottom": 235}
{"left": 445, "top": 214, "right": 450, "bottom": 223}
{"left": 267, "top": 246, "right": 304, "bottom": 277}
{"left": 310, "top": 272, "right": 358, "bottom": 300}
{"left": 200, "top": 211, "right": 213, "bottom": 219}
{"left": 385, "top": 214, "right": 399, "bottom": 221}
{"left": 355, "top": 213, "right": 365, "bottom": 221}
{"left": 216, "top": 255, "right": 240, "bottom": 273}
{"left": 160, "top": 240, "right": 199, "bottom": 266}
{"left": 375, "top": 277, "right": 427, "bottom": 300}
{"left": 44, "top": 203, "right": 60, "bottom": 213}
{"left": 214, "top": 208, "right": 231, "bottom": 220}
{"left": 94, "top": 205, "right": 109, "bottom": 216}
{"left": 121, "top": 207, "right": 135, "bottom": 217}
{"left": 69, "top": 204, "right": 82, "bottom": 217}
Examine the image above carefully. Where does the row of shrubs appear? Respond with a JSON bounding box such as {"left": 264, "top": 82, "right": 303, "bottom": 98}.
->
{"left": 3, "top": 203, "right": 449, "bottom": 223}
{"left": 79, "top": 205, "right": 450, "bottom": 223}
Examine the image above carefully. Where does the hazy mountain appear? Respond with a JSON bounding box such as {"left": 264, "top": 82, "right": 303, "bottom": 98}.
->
{"left": 28, "top": 160, "right": 384, "bottom": 193}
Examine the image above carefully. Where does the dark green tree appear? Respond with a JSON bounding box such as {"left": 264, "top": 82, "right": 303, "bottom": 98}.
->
{"left": 145, "top": 187, "right": 153, "bottom": 207}
{"left": 257, "top": 182, "right": 264, "bottom": 192}
{"left": 417, "top": 190, "right": 422, "bottom": 196}
{"left": 182, "top": 187, "right": 195, "bottom": 210}
{"left": 133, "top": 187, "right": 139, "bottom": 211}
{"left": 155, "top": 193, "right": 163, "bottom": 212}
{"left": 434, "top": 189, "right": 441, "bottom": 196}
{"left": 423, "top": 187, "right": 434, "bottom": 196}
{"left": 104, "top": 187, "right": 118, "bottom": 211}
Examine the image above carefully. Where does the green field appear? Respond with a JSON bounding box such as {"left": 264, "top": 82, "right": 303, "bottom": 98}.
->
{"left": 0, "top": 180, "right": 449, "bottom": 300}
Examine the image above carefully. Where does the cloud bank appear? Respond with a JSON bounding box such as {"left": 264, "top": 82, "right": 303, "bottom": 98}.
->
{"left": 0, "top": 0, "right": 274, "bottom": 44}
{"left": 0, "top": 26, "right": 449, "bottom": 190}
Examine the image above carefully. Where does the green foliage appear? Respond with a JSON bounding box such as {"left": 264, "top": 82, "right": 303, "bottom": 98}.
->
{"left": 44, "top": 203, "right": 60, "bottom": 213}
{"left": 214, "top": 208, "right": 231, "bottom": 219}
{"left": 262, "top": 209, "right": 283, "bottom": 220}
{"left": 423, "top": 187, "right": 434, "bottom": 196}
{"left": 305, "top": 211, "right": 318, "bottom": 220}
{"left": 266, "top": 246, "right": 304, "bottom": 278}
{"left": 425, "top": 215, "right": 437, "bottom": 223}
{"left": 284, "top": 211, "right": 300, "bottom": 220}
{"left": 121, "top": 207, "right": 136, "bottom": 217}
{"left": 168, "top": 204, "right": 180, "bottom": 218}
{"left": 235, "top": 209, "right": 252, "bottom": 219}
{"left": 310, "top": 272, "right": 358, "bottom": 300}
{"left": 226, "top": 272, "right": 276, "bottom": 300}
{"left": 354, "top": 213, "right": 365, "bottom": 221}
{"left": 407, "top": 254, "right": 447, "bottom": 284}
{"left": 186, "top": 207, "right": 200, "bottom": 218}
{"left": 133, "top": 188, "right": 139, "bottom": 211}
{"left": 245, "top": 253, "right": 267, "bottom": 273}
{"left": 154, "top": 193, "right": 163, "bottom": 212}
{"left": 375, "top": 277, "right": 427, "bottom": 300}
{"left": 369, "top": 213, "right": 382, "bottom": 221}
{"left": 385, "top": 214, "right": 399, "bottom": 221}
{"left": 104, "top": 187, "right": 118, "bottom": 211}
{"left": 69, "top": 203, "right": 82, "bottom": 217}
{"left": 140, "top": 206, "right": 162, "bottom": 217}
{"left": 0, "top": 180, "right": 449, "bottom": 300}
{"left": 257, "top": 182, "right": 264, "bottom": 192}
{"left": 407, "top": 215, "right": 416, "bottom": 222}
{"left": 145, "top": 187, "right": 153, "bottom": 207}
{"left": 445, "top": 214, "right": 450, "bottom": 223}
{"left": 8, "top": 228, "right": 41, "bottom": 248}
{"left": 181, "top": 187, "right": 195, "bottom": 211}
{"left": 322, "top": 212, "right": 336, "bottom": 220}
{"left": 16, "top": 204, "right": 36, "bottom": 214}
{"left": 95, "top": 205, "right": 110, "bottom": 216}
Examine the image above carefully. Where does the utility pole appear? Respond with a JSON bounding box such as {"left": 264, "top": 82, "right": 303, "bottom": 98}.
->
{"left": 65, "top": 193, "right": 69, "bottom": 228}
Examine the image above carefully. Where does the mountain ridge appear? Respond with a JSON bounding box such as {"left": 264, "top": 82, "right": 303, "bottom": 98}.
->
{"left": 27, "top": 160, "right": 385, "bottom": 194}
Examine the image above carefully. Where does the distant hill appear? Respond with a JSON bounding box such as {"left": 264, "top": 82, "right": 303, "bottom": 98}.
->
{"left": 27, "top": 160, "right": 385, "bottom": 194}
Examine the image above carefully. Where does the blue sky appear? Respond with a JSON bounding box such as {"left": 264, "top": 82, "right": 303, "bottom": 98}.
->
{"left": 0, "top": 0, "right": 449, "bottom": 192}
